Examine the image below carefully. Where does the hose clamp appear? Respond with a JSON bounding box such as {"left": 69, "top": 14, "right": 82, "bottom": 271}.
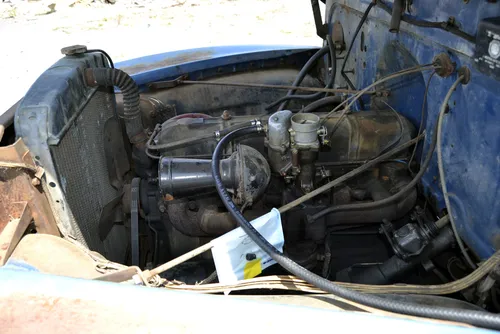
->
{"left": 251, "top": 119, "right": 263, "bottom": 132}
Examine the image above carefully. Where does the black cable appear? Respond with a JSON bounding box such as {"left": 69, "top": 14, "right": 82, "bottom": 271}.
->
{"left": 271, "top": 34, "right": 337, "bottom": 111}
{"left": 340, "top": 1, "right": 376, "bottom": 92}
{"left": 408, "top": 71, "right": 436, "bottom": 173}
{"left": 211, "top": 126, "right": 500, "bottom": 329}
{"left": 301, "top": 96, "right": 343, "bottom": 113}
{"left": 266, "top": 94, "right": 326, "bottom": 111}
{"left": 377, "top": 0, "right": 475, "bottom": 43}
{"left": 86, "top": 49, "right": 115, "bottom": 68}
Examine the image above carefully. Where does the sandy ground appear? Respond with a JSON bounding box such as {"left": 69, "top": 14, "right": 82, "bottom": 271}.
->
{"left": 0, "top": 0, "right": 322, "bottom": 114}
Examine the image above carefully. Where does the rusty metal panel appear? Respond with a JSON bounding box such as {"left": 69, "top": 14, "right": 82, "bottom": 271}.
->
{"left": 0, "top": 203, "right": 31, "bottom": 265}
{"left": 0, "top": 138, "right": 59, "bottom": 264}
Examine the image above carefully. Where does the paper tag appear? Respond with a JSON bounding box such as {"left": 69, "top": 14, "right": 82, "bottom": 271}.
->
{"left": 211, "top": 208, "right": 284, "bottom": 286}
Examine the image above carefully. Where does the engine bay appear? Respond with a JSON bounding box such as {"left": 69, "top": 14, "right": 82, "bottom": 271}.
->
{"left": 3, "top": 0, "right": 500, "bottom": 329}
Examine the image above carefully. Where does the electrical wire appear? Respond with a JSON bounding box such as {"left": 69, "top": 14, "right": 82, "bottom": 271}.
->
{"left": 166, "top": 249, "right": 500, "bottom": 295}
{"left": 85, "top": 49, "right": 115, "bottom": 68}
{"left": 436, "top": 75, "right": 477, "bottom": 270}
{"left": 145, "top": 149, "right": 161, "bottom": 160}
{"left": 340, "top": 0, "right": 376, "bottom": 92}
{"left": 322, "top": 64, "right": 437, "bottom": 137}
{"left": 376, "top": 0, "right": 475, "bottom": 44}
{"left": 211, "top": 126, "right": 500, "bottom": 329}
{"left": 408, "top": 71, "right": 436, "bottom": 173}
{"left": 378, "top": 101, "right": 404, "bottom": 155}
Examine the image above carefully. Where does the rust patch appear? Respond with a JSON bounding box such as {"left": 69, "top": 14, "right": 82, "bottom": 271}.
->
{"left": 0, "top": 139, "right": 59, "bottom": 259}
{"left": 121, "top": 50, "right": 215, "bottom": 74}
{"left": 163, "top": 194, "right": 174, "bottom": 201}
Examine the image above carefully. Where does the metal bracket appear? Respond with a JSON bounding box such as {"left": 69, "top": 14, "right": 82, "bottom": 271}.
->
{"left": 311, "top": 0, "right": 328, "bottom": 39}
{"left": 148, "top": 75, "right": 188, "bottom": 90}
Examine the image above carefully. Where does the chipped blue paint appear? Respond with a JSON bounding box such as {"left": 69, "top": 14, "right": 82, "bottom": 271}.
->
{"left": 329, "top": 0, "right": 500, "bottom": 258}
{"left": 117, "top": 45, "right": 320, "bottom": 87}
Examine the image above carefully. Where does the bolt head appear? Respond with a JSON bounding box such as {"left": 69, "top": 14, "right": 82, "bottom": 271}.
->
{"left": 187, "top": 201, "right": 199, "bottom": 211}
{"left": 221, "top": 110, "right": 232, "bottom": 120}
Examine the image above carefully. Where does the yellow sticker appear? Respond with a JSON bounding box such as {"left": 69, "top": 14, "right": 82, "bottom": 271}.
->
{"left": 243, "top": 258, "right": 262, "bottom": 279}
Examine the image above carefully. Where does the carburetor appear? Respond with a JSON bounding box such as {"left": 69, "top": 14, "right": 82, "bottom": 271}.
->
{"left": 266, "top": 110, "right": 327, "bottom": 192}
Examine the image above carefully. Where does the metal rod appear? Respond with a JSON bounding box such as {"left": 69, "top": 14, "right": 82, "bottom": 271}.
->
{"left": 153, "top": 79, "right": 382, "bottom": 95}
{"left": 144, "top": 241, "right": 215, "bottom": 279}
{"left": 278, "top": 133, "right": 424, "bottom": 214}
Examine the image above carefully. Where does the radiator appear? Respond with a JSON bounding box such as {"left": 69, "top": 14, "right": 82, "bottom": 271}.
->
{"left": 15, "top": 52, "right": 128, "bottom": 262}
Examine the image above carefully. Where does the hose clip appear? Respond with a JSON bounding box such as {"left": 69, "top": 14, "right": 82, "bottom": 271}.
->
{"left": 251, "top": 119, "right": 264, "bottom": 132}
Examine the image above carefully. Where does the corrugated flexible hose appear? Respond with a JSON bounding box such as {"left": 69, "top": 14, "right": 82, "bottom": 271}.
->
{"left": 85, "top": 67, "right": 145, "bottom": 144}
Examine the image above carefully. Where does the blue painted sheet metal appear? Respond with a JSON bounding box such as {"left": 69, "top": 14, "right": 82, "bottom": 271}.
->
{"left": 330, "top": 0, "right": 500, "bottom": 258}
{"left": 0, "top": 268, "right": 494, "bottom": 334}
{"left": 117, "top": 45, "right": 320, "bottom": 86}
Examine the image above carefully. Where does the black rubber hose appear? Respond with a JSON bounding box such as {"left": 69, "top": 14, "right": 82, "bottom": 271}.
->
{"left": 85, "top": 68, "right": 146, "bottom": 144}
{"left": 320, "top": 181, "right": 417, "bottom": 225}
{"left": 274, "top": 35, "right": 336, "bottom": 111}
{"left": 281, "top": 34, "right": 336, "bottom": 110}
{"left": 211, "top": 126, "right": 500, "bottom": 330}
{"left": 389, "top": 0, "right": 404, "bottom": 33}
{"left": 351, "top": 227, "right": 455, "bottom": 284}
{"left": 301, "top": 96, "right": 343, "bottom": 113}
{"left": 309, "top": 102, "right": 441, "bottom": 223}
{"left": 266, "top": 94, "right": 326, "bottom": 111}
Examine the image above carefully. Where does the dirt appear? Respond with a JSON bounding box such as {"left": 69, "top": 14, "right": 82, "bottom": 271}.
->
{"left": 0, "top": 0, "right": 322, "bottom": 114}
